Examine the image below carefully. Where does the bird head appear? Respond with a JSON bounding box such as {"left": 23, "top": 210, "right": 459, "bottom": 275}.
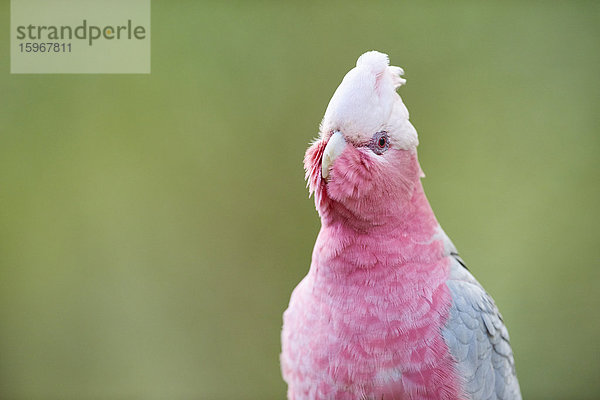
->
{"left": 305, "top": 51, "right": 423, "bottom": 228}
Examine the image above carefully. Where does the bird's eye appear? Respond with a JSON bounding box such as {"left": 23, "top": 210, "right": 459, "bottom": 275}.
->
{"left": 370, "top": 131, "right": 389, "bottom": 155}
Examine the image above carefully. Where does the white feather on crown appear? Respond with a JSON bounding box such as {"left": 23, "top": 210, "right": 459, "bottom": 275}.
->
{"left": 320, "top": 51, "right": 418, "bottom": 150}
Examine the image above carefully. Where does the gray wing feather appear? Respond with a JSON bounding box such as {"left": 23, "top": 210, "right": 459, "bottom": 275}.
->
{"left": 440, "top": 231, "right": 522, "bottom": 400}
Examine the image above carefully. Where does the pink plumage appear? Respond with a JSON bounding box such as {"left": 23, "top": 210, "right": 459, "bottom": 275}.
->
{"left": 281, "top": 51, "right": 521, "bottom": 400}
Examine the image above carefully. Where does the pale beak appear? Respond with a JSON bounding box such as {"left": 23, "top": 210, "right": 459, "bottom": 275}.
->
{"left": 321, "top": 131, "right": 347, "bottom": 180}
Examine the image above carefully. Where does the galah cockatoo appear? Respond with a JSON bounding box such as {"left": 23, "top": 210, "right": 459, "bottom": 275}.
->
{"left": 281, "top": 51, "right": 521, "bottom": 400}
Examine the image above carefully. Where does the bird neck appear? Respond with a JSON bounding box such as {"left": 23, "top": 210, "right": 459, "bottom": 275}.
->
{"left": 313, "top": 177, "right": 444, "bottom": 277}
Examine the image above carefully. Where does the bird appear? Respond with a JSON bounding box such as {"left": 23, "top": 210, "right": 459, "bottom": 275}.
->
{"left": 280, "top": 51, "right": 522, "bottom": 400}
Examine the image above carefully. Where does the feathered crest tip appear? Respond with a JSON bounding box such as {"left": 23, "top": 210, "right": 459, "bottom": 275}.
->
{"left": 356, "top": 51, "right": 406, "bottom": 89}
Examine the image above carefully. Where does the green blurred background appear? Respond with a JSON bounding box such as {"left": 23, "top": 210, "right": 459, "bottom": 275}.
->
{"left": 1, "top": 1, "right": 598, "bottom": 399}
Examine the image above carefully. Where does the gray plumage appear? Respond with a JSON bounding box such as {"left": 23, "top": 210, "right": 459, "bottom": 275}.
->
{"left": 442, "top": 233, "right": 522, "bottom": 400}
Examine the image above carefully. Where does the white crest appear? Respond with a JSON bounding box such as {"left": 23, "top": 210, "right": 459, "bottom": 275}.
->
{"left": 320, "top": 51, "right": 418, "bottom": 149}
